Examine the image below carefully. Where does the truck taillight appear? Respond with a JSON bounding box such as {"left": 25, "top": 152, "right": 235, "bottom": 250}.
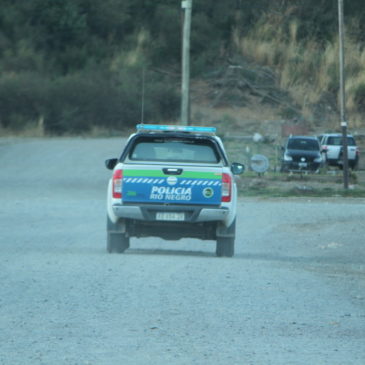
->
{"left": 221, "top": 173, "right": 232, "bottom": 202}
{"left": 112, "top": 169, "right": 123, "bottom": 198}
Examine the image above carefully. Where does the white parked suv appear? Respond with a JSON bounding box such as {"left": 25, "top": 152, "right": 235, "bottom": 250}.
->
{"left": 320, "top": 133, "right": 360, "bottom": 169}
{"left": 105, "top": 124, "right": 244, "bottom": 257}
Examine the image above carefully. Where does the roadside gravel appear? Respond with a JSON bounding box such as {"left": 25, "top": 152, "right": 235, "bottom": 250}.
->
{"left": 0, "top": 138, "right": 364, "bottom": 365}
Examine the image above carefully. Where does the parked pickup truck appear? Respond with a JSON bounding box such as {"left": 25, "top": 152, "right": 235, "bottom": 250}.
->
{"left": 105, "top": 124, "right": 244, "bottom": 257}
{"left": 320, "top": 133, "right": 360, "bottom": 169}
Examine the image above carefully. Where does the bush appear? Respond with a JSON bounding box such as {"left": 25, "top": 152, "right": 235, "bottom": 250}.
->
{"left": 0, "top": 73, "right": 49, "bottom": 130}
{"left": 143, "top": 78, "right": 180, "bottom": 122}
{"left": 0, "top": 67, "right": 180, "bottom": 134}
{"left": 44, "top": 68, "right": 151, "bottom": 134}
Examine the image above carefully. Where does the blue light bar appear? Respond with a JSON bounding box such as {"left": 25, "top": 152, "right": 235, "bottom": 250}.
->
{"left": 136, "top": 124, "right": 216, "bottom": 133}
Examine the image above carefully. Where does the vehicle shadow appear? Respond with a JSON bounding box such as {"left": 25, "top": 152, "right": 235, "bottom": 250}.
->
{"left": 125, "top": 248, "right": 215, "bottom": 258}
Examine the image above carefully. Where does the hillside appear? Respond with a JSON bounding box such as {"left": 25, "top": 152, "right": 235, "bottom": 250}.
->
{"left": 189, "top": 62, "right": 340, "bottom": 140}
{"left": 1, "top": 1, "right": 365, "bottom": 136}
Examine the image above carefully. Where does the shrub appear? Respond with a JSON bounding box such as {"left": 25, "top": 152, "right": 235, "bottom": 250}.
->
{"left": 0, "top": 72, "right": 49, "bottom": 130}
{"left": 44, "top": 70, "right": 138, "bottom": 134}
{"left": 0, "top": 65, "right": 180, "bottom": 135}
{"left": 144, "top": 78, "right": 180, "bottom": 122}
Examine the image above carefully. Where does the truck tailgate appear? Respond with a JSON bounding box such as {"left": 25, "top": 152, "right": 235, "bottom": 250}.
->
{"left": 122, "top": 166, "right": 222, "bottom": 205}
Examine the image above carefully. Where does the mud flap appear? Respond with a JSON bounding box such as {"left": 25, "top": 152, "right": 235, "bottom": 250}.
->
{"left": 107, "top": 216, "right": 129, "bottom": 253}
{"left": 216, "top": 219, "right": 236, "bottom": 238}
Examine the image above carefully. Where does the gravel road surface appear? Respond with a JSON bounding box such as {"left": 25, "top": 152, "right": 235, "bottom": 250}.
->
{"left": 0, "top": 138, "right": 364, "bottom": 365}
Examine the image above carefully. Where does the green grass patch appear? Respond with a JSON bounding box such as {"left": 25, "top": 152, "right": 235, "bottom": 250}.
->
{"left": 237, "top": 170, "right": 365, "bottom": 198}
{"left": 239, "top": 186, "right": 365, "bottom": 198}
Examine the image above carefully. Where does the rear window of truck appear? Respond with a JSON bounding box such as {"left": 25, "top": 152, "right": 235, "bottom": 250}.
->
{"left": 327, "top": 136, "right": 356, "bottom": 146}
{"left": 129, "top": 138, "right": 220, "bottom": 163}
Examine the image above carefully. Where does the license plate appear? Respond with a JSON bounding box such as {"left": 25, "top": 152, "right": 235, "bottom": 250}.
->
{"left": 299, "top": 162, "right": 307, "bottom": 168}
{"left": 156, "top": 212, "right": 185, "bottom": 221}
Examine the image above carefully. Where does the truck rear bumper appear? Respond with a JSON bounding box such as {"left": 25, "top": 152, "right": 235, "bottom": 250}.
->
{"left": 112, "top": 204, "right": 229, "bottom": 222}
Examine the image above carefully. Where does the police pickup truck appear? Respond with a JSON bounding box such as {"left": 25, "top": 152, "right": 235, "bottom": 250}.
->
{"left": 105, "top": 124, "right": 244, "bottom": 257}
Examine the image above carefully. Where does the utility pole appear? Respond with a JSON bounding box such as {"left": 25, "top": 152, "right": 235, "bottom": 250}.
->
{"left": 338, "top": 0, "right": 349, "bottom": 189}
{"left": 181, "top": 0, "right": 192, "bottom": 125}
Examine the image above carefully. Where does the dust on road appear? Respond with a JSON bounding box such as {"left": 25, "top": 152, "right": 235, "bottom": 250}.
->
{"left": 0, "top": 138, "right": 364, "bottom": 365}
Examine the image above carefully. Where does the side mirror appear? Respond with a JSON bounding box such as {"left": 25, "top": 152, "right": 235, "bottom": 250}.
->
{"left": 105, "top": 158, "right": 118, "bottom": 170}
{"left": 231, "top": 162, "right": 245, "bottom": 175}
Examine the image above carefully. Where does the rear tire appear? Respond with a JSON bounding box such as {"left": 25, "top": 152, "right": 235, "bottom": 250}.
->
{"left": 216, "top": 237, "right": 234, "bottom": 257}
{"left": 216, "top": 219, "right": 235, "bottom": 257}
{"left": 107, "top": 217, "right": 130, "bottom": 253}
{"left": 107, "top": 232, "right": 129, "bottom": 253}
{"left": 350, "top": 157, "right": 358, "bottom": 170}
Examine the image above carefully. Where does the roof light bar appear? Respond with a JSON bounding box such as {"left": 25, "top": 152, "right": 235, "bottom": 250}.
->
{"left": 136, "top": 124, "right": 216, "bottom": 134}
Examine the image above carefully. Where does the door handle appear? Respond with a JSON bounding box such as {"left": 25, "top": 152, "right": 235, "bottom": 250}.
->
{"left": 162, "top": 168, "right": 183, "bottom": 175}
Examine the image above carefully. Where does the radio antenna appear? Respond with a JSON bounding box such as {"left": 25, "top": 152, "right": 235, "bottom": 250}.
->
{"left": 141, "top": 67, "right": 145, "bottom": 124}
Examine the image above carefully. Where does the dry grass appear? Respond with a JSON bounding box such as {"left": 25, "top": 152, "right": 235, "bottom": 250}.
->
{"left": 234, "top": 18, "right": 365, "bottom": 131}
{"left": 0, "top": 118, "right": 45, "bottom": 138}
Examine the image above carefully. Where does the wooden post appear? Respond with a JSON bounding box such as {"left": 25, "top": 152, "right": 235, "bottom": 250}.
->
{"left": 338, "top": 0, "right": 349, "bottom": 189}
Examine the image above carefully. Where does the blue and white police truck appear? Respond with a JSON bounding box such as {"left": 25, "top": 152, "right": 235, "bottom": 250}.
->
{"left": 105, "top": 124, "right": 244, "bottom": 257}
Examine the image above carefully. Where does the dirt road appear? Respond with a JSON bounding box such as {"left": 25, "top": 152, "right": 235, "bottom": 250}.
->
{"left": 0, "top": 138, "right": 364, "bottom": 365}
